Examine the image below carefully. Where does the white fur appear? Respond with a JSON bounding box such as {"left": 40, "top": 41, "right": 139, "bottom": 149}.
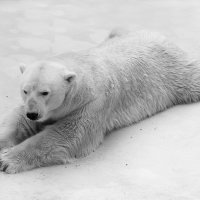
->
{"left": 0, "top": 30, "right": 200, "bottom": 173}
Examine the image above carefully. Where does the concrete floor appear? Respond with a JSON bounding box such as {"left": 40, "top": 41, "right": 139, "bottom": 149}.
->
{"left": 1, "top": 0, "right": 200, "bottom": 199}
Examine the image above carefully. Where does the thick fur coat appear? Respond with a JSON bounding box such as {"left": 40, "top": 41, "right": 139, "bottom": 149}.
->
{"left": 0, "top": 30, "right": 200, "bottom": 173}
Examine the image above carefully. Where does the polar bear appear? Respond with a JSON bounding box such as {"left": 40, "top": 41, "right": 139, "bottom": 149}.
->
{"left": 0, "top": 30, "right": 200, "bottom": 173}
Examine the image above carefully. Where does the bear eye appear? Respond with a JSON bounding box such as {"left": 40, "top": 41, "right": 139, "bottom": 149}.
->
{"left": 40, "top": 91, "right": 49, "bottom": 96}
{"left": 23, "top": 90, "right": 27, "bottom": 95}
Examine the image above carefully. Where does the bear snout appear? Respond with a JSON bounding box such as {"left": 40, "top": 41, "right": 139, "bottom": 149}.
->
{"left": 26, "top": 112, "right": 39, "bottom": 121}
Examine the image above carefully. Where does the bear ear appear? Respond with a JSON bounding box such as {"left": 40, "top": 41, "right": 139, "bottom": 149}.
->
{"left": 19, "top": 63, "right": 26, "bottom": 74}
{"left": 64, "top": 71, "right": 76, "bottom": 84}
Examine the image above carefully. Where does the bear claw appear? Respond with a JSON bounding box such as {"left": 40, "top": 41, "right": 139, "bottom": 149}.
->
{"left": 0, "top": 159, "right": 8, "bottom": 172}
{"left": 2, "top": 164, "right": 8, "bottom": 172}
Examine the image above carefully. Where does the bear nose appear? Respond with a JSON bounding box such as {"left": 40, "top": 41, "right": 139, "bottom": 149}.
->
{"left": 26, "top": 112, "right": 39, "bottom": 120}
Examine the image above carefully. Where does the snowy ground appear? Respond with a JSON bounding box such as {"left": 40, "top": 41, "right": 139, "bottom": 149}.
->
{"left": 0, "top": 0, "right": 200, "bottom": 199}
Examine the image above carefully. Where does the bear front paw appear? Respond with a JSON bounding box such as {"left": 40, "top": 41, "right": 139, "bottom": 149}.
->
{"left": 0, "top": 148, "right": 21, "bottom": 173}
{"left": 0, "top": 148, "right": 32, "bottom": 174}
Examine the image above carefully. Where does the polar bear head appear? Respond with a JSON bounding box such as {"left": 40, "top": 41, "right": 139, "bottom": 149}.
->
{"left": 19, "top": 61, "right": 76, "bottom": 121}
